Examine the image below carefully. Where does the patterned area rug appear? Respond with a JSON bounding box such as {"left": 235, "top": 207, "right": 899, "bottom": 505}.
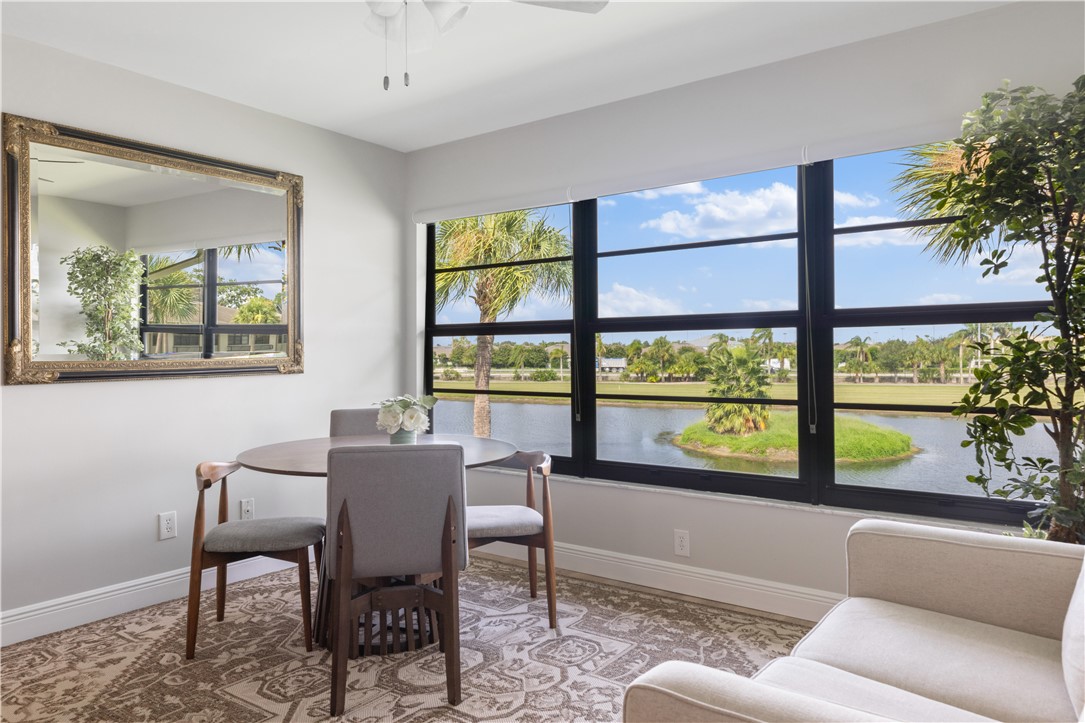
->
{"left": 1, "top": 557, "right": 809, "bottom": 722}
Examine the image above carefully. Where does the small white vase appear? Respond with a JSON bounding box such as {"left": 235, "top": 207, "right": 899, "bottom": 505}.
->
{"left": 390, "top": 429, "right": 417, "bottom": 444}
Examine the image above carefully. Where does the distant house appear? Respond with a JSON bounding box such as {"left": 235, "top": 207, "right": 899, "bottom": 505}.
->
{"left": 598, "top": 357, "right": 627, "bottom": 372}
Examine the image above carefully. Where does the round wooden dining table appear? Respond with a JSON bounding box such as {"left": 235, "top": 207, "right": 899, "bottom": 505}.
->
{"left": 236, "top": 433, "right": 517, "bottom": 476}
{"left": 237, "top": 432, "right": 518, "bottom": 655}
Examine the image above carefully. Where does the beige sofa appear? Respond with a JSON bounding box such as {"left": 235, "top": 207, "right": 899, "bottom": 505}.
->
{"left": 624, "top": 519, "right": 1085, "bottom": 722}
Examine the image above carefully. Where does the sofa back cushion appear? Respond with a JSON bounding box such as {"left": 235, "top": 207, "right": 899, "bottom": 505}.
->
{"left": 1065, "top": 557, "right": 1084, "bottom": 718}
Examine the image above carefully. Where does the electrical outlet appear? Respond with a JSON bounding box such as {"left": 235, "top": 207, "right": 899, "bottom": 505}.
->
{"left": 158, "top": 511, "right": 177, "bottom": 540}
{"left": 240, "top": 498, "right": 255, "bottom": 521}
{"left": 674, "top": 529, "right": 690, "bottom": 557}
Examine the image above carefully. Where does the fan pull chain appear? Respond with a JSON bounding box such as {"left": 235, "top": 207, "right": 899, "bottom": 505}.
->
{"left": 383, "top": 17, "right": 390, "bottom": 90}
{"left": 403, "top": 0, "right": 410, "bottom": 87}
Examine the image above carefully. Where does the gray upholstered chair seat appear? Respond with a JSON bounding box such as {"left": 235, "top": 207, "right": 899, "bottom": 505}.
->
{"left": 204, "top": 517, "right": 325, "bottom": 553}
{"left": 467, "top": 505, "right": 544, "bottom": 538}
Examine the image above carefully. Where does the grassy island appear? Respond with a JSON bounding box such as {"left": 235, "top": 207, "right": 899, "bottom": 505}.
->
{"left": 677, "top": 411, "right": 916, "bottom": 463}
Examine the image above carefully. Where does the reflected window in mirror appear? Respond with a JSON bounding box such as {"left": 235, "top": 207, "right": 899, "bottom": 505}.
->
{"left": 4, "top": 114, "right": 303, "bottom": 383}
{"left": 139, "top": 243, "right": 288, "bottom": 360}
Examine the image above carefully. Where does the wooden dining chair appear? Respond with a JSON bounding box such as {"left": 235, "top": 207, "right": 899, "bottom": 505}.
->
{"left": 330, "top": 408, "right": 380, "bottom": 437}
{"left": 327, "top": 445, "right": 467, "bottom": 715}
{"left": 186, "top": 461, "right": 326, "bottom": 659}
{"left": 466, "top": 451, "right": 557, "bottom": 628}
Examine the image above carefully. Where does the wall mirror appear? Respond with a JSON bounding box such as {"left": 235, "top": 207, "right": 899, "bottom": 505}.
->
{"left": 3, "top": 114, "right": 303, "bottom": 384}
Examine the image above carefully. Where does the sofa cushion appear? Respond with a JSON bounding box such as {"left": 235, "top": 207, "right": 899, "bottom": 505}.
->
{"left": 791, "top": 597, "right": 1076, "bottom": 722}
{"left": 1064, "top": 559, "right": 1085, "bottom": 718}
{"left": 754, "top": 657, "right": 993, "bottom": 722}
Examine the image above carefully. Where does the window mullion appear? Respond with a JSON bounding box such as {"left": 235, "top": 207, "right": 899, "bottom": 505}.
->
{"left": 799, "top": 161, "right": 836, "bottom": 505}
{"left": 202, "top": 249, "right": 217, "bottom": 359}
{"left": 571, "top": 199, "right": 597, "bottom": 477}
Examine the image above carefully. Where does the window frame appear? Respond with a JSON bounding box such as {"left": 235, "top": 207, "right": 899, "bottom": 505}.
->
{"left": 140, "top": 247, "right": 288, "bottom": 359}
{"left": 424, "top": 158, "right": 1040, "bottom": 527}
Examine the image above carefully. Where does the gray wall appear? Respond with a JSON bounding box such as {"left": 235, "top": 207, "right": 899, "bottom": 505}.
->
{"left": 1, "top": 37, "right": 408, "bottom": 621}
{"left": 405, "top": 3, "right": 1085, "bottom": 618}
{"left": 2, "top": 2, "right": 1082, "bottom": 639}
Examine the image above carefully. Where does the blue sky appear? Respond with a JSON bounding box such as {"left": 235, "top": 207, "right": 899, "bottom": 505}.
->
{"left": 435, "top": 146, "right": 1047, "bottom": 345}
{"left": 149, "top": 242, "right": 285, "bottom": 300}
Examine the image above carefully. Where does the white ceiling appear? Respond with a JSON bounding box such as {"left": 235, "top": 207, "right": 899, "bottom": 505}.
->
{"left": 2, "top": 1, "right": 1004, "bottom": 153}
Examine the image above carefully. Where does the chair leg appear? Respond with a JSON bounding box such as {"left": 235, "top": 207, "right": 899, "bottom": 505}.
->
{"left": 528, "top": 547, "right": 538, "bottom": 599}
{"left": 544, "top": 542, "right": 557, "bottom": 629}
{"left": 185, "top": 561, "right": 203, "bottom": 659}
{"left": 331, "top": 505, "right": 353, "bottom": 717}
{"left": 215, "top": 564, "right": 227, "bottom": 621}
{"left": 298, "top": 551, "right": 313, "bottom": 652}
{"left": 444, "top": 563, "right": 461, "bottom": 705}
{"left": 313, "top": 538, "right": 323, "bottom": 572}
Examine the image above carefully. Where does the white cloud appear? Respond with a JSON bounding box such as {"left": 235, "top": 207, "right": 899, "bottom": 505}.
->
{"left": 696, "top": 266, "right": 713, "bottom": 277}
{"left": 641, "top": 182, "right": 797, "bottom": 239}
{"left": 834, "top": 216, "right": 925, "bottom": 247}
{"left": 919, "top": 292, "right": 966, "bottom": 304}
{"left": 834, "top": 190, "right": 881, "bottom": 208}
{"left": 677, "top": 284, "right": 697, "bottom": 293}
{"left": 598, "top": 198, "right": 618, "bottom": 207}
{"left": 741, "top": 298, "right": 797, "bottom": 311}
{"left": 599, "top": 283, "right": 684, "bottom": 317}
{"left": 631, "top": 182, "right": 707, "bottom": 200}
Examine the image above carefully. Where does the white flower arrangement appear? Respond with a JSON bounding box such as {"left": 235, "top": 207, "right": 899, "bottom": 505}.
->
{"left": 376, "top": 394, "right": 437, "bottom": 434}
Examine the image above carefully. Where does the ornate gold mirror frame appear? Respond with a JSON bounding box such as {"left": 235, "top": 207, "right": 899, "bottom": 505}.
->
{"left": 2, "top": 114, "right": 303, "bottom": 384}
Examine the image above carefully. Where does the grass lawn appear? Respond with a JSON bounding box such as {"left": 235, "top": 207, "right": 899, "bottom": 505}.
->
{"left": 434, "top": 378, "right": 973, "bottom": 407}
{"left": 677, "top": 411, "right": 915, "bottom": 462}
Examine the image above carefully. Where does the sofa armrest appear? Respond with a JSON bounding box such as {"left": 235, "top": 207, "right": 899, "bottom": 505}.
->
{"left": 847, "top": 519, "right": 1084, "bottom": 639}
{"left": 622, "top": 661, "right": 892, "bottom": 722}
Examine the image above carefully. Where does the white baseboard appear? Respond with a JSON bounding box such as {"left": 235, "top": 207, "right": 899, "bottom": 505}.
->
{"left": 1, "top": 557, "right": 294, "bottom": 646}
{"left": 3, "top": 541, "right": 840, "bottom": 646}
{"left": 482, "top": 541, "right": 841, "bottom": 622}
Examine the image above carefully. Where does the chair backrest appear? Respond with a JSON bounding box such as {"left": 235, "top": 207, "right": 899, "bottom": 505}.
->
{"left": 326, "top": 444, "right": 468, "bottom": 579}
{"left": 494, "top": 450, "right": 551, "bottom": 476}
{"left": 330, "top": 408, "right": 380, "bottom": 437}
{"left": 193, "top": 460, "right": 241, "bottom": 547}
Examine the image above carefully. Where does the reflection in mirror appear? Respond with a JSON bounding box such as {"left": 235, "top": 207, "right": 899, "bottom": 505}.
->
{"left": 4, "top": 115, "right": 302, "bottom": 383}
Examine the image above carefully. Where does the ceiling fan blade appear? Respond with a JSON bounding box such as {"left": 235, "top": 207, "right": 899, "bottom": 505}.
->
{"left": 514, "top": 0, "right": 608, "bottom": 13}
{"left": 38, "top": 178, "right": 55, "bottom": 183}
{"left": 30, "top": 158, "right": 84, "bottom": 163}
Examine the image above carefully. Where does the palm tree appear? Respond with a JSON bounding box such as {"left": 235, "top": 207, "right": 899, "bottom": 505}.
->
{"left": 509, "top": 344, "right": 530, "bottom": 381}
{"left": 595, "top": 333, "right": 606, "bottom": 381}
{"left": 847, "top": 335, "right": 871, "bottom": 383}
{"left": 435, "top": 211, "right": 572, "bottom": 436}
{"left": 705, "top": 342, "right": 770, "bottom": 435}
{"left": 549, "top": 347, "right": 566, "bottom": 381}
{"left": 145, "top": 255, "right": 200, "bottom": 354}
{"left": 906, "top": 336, "right": 931, "bottom": 384}
{"left": 645, "top": 336, "right": 677, "bottom": 382}
{"left": 751, "top": 327, "right": 783, "bottom": 375}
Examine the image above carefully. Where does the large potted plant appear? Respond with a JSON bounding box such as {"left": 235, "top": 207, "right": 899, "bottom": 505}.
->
{"left": 896, "top": 76, "right": 1085, "bottom": 542}
{"left": 60, "top": 245, "right": 144, "bottom": 361}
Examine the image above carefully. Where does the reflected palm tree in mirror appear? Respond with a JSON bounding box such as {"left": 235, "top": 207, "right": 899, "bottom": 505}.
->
{"left": 145, "top": 254, "right": 200, "bottom": 354}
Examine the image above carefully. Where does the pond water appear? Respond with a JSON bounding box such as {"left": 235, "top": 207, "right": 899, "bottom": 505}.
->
{"left": 432, "top": 399, "right": 1055, "bottom": 498}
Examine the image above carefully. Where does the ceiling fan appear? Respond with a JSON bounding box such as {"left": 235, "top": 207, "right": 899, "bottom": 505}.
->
{"left": 364, "top": 0, "right": 609, "bottom": 90}
{"left": 30, "top": 156, "right": 83, "bottom": 184}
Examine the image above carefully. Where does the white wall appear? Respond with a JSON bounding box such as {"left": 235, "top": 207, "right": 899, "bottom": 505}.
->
{"left": 1, "top": 37, "right": 408, "bottom": 637}
{"left": 126, "top": 188, "right": 286, "bottom": 253}
{"left": 35, "top": 196, "right": 127, "bottom": 357}
{"left": 3, "top": 3, "right": 1082, "bottom": 643}
{"left": 407, "top": 3, "right": 1085, "bottom": 619}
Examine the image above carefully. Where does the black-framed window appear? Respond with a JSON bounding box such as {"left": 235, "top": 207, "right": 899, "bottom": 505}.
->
{"left": 425, "top": 147, "right": 1043, "bottom": 526}
{"left": 139, "top": 242, "right": 288, "bottom": 359}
